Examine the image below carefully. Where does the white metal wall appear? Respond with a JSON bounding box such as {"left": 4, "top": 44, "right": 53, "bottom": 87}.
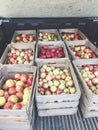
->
{"left": 0, "top": 0, "right": 98, "bottom": 17}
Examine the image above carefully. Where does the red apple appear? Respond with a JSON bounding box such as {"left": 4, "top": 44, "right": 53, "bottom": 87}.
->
{"left": 20, "top": 74, "right": 28, "bottom": 83}
{"left": 3, "top": 101, "right": 14, "bottom": 109}
{"left": 27, "top": 77, "right": 33, "bottom": 86}
{"left": 8, "top": 87, "right": 17, "bottom": 95}
{"left": 16, "top": 85, "right": 25, "bottom": 93}
{"left": 16, "top": 92, "right": 23, "bottom": 100}
{"left": 13, "top": 102, "right": 22, "bottom": 109}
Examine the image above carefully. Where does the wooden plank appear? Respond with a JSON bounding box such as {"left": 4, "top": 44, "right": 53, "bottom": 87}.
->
{"left": 37, "top": 100, "right": 79, "bottom": 110}
{"left": 38, "top": 107, "right": 78, "bottom": 117}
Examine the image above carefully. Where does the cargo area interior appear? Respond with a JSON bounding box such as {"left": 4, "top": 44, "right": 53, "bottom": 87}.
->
{"left": 0, "top": 17, "right": 98, "bottom": 130}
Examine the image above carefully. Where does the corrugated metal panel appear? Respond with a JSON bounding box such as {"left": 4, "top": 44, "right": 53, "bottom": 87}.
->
{"left": 34, "top": 109, "right": 98, "bottom": 130}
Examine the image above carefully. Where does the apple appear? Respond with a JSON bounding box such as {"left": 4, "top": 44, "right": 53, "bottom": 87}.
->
{"left": 20, "top": 74, "right": 28, "bottom": 83}
{"left": 16, "top": 81, "right": 24, "bottom": 87}
{"left": 64, "top": 88, "right": 69, "bottom": 94}
{"left": 8, "top": 95, "right": 18, "bottom": 103}
{"left": 23, "top": 93, "right": 30, "bottom": 101}
{"left": 8, "top": 87, "right": 17, "bottom": 95}
{"left": 43, "top": 82, "right": 49, "bottom": 88}
{"left": 94, "top": 71, "right": 98, "bottom": 77}
{"left": 14, "top": 73, "right": 21, "bottom": 80}
{"left": 3, "top": 101, "right": 14, "bottom": 109}
{"left": 16, "top": 85, "right": 25, "bottom": 92}
{"left": 50, "top": 86, "right": 57, "bottom": 93}
{"left": 59, "top": 84, "right": 65, "bottom": 90}
{"left": 45, "top": 88, "right": 51, "bottom": 95}
{"left": 27, "top": 77, "right": 33, "bottom": 85}
{"left": 24, "top": 87, "right": 31, "bottom": 94}
{"left": 13, "top": 102, "right": 22, "bottom": 109}
{"left": 92, "top": 77, "right": 98, "bottom": 85}
{"left": 2, "top": 84, "right": 8, "bottom": 90}
{"left": 0, "top": 97, "right": 6, "bottom": 106}
{"left": 0, "top": 89, "right": 4, "bottom": 96}
{"left": 38, "top": 87, "right": 44, "bottom": 95}
{"left": 53, "top": 80, "right": 59, "bottom": 86}
{"left": 5, "top": 79, "right": 15, "bottom": 88}
{"left": 69, "top": 87, "right": 76, "bottom": 94}
{"left": 66, "top": 80, "right": 74, "bottom": 87}
{"left": 40, "top": 72, "right": 46, "bottom": 79}
{"left": 56, "top": 89, "right": 63, "bottom": 94}
{"left": 16, "top": 92, "right": 23, "bottom": 100}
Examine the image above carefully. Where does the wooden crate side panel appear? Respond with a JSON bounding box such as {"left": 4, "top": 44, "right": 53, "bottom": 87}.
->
{"left": 37, "top": 100, "right": 79, "bottom": 110}
{"left": 38, "top": 107, "right": 78, "bottom": 117}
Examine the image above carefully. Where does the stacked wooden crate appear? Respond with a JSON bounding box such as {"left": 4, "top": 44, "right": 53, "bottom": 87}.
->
{"left": 0, "top": 30, "right": 37, "bottom": 130}
{"left": 59, "top": 28, "right": 98, "bottom": 118}
{"left": 35, "top": 29, "right": 81, "bottom": 116}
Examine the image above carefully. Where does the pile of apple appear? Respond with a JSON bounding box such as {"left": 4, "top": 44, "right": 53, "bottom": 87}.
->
{"left": 61, "top": 32, "right": 80, "bottom": 41}
{"left": 80, "top": 65, "right": 98, "bottom": 94}
{"left": 7, "top": 47, "right": 33, "bottom": 64}
{"left": 38, "top": 45, "right": 65, "bottom": 58}
{"left": 70, "top": 45, "right": 96, "bottom": 59}
{"left": 38, "top": 65, "right": 77, "bottom": 95}
{"left": 39, "top": 32, "right": 58, "bottom": 41}
{"left": 0, "top": 73, "right": 33, "bottom": 109}
{"left": 15, "top": 34, "right": 35, "bottom": 43}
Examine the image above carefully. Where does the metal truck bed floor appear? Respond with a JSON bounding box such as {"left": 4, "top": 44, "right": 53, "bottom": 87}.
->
{"left": 34, "top": 109, "right": 98, "bottom": 130}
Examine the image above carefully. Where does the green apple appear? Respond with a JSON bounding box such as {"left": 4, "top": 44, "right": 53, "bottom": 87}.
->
{"left": 50, "top": 86, "right": 57, "bottom": 92}
{"left": 69, "top": 87, "right": 76, "bottom": 94}
{"left": 48, "top": 71, "right": 54, "bottom": 76}
{"left": 53, "top": 80, "right": 59, "bottom": 86}
{"left": 20, "top": 52, "right": 25, "bottom": 57}
{"left": 48, "top": 81, "right": 53, "bottom": 87}
{"left": 53, "top": 69, "right": 60, "bottom": 76}
{"left": 0, "top": 97, "right": 6, "bottom": 106}
{"left": 59, "top": 83, "right": 65, "bottom": 90}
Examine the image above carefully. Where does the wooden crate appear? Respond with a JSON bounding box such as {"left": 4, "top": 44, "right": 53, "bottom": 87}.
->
{"left": 73, "top": 59, "right": 98, "bottom": 104}
{"left": 67, "top": 40, "right": 98, "bottom": 60}
{"left": 11, "top": 30, "right": 36, "bottom": 44}
{"left": 80, "top": 99, "right": 98, "bottom": 118}
{"left": 0, "top": 65, "right": 36, "bottom": 129}
{"left": 36, "top": 60, "right": 80, "bottom": 103}
{"left": 59, "top": 28, "right": 87, "bottom": 42}
{"left": 35, "top": 41, "right": 69, "bottom": 64}
{"left": 0, "top": 43, "right": 35, "bottom": 65}
{"left": 38, "top": 29, "right": 62, "bottom": 41}
{"left": 38, "top": 107, "right": 78, "bottom": 117}
{"left": 36, "top": 60, "right": 81, "bottom": 116}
